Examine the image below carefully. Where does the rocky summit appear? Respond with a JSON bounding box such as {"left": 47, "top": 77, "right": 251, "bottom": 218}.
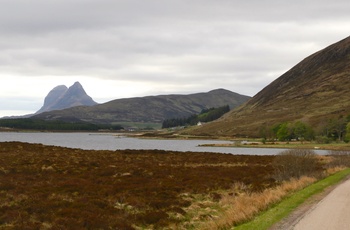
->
{"left": 36, "top": 82, "right": 97, "bottom": 114}
{"left": 187, "top": 36, "right": 350, "bottom": 137}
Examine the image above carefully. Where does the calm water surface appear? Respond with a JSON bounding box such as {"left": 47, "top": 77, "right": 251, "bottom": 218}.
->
{"left": 0, "top": 132, "right": 328, "bottom": 155}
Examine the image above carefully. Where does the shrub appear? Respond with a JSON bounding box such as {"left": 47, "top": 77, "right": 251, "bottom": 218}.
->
{"left": 273, "top": 149, "right": 321, "bottom": 181}
{"left": 315, "top": 135, "right": 332, "bottom": 144}
{"left": 328, "top": 150, "right": 350, "bottom": 168}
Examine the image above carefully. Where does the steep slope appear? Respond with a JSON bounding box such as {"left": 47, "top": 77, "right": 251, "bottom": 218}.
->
{"left": 36, "top": 82, "right": 97, "bottom": 114}
{"left": 36, "top": 85, "right": 68, "bottom": 114}
{"left": 33, "top": 89, "right": 250, "bottom": 124}
{"left": 187, "top": 36, "right": 350, "bottom": 137}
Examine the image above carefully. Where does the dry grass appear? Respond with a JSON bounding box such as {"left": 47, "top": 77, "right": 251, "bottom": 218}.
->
{"left": 196, "top": 154, "right": 348, "bottom": 230}
{"left": 325, "top": 166, "right": 347, "bottom": 175}
{"left": 199, "top": 176, "right": 317, "bottom": 230}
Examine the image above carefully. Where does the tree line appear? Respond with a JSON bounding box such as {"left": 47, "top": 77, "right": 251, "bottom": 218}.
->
{"left": 162, "top": 105, "right": 230, "bottom": 128}
{"left": 0, "top": 118, "right": 123, "bottom": 131}
{"left": 260, "top": 115, "right": 350, "bottom": 143}
{"left": 260, "top": 121, "right": 314, "bottom": 142}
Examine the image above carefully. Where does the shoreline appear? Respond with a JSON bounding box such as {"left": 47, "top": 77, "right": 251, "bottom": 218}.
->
{"left": 198, "top": 142, "right": 350, "bottom": 151}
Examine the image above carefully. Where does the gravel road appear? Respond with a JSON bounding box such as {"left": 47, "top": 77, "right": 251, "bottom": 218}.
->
{"left": 292, "top": 178, "right": 350, "bottom": 230}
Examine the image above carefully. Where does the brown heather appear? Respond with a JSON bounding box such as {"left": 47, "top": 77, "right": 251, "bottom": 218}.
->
{"left": 0, "top": 142, "right": 275, "bottom": 229}
{"left": 1, "top": 142, "right": 346, "bottom": 229}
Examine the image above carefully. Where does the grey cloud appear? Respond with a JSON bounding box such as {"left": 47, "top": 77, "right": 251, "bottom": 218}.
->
{"left": 1, "top": 0, "right": 348, "bottom": 35}
{"left": 0, "top": 0, "right": 349, "bottom": 98}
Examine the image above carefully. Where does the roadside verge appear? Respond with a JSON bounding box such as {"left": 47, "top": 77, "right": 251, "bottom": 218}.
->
{"left": 233, "top": 168, "right": 350, "bottom": 230}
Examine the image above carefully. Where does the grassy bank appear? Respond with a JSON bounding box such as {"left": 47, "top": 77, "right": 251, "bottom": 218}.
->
{"left": 200, "top": 141, "right": 350, "bottom": 151}
{"left": 234, "top": 168, "right": 350, "bottom": 230}
{"left": 198, "top": 176, "right": 317, "bottom": 230}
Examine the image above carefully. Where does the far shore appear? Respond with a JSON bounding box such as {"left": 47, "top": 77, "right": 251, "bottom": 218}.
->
{"left": 136, "top": 131, "right": 350, "bottom": 151}
{"left": 2, "top": 128, "right": 350, "bottom": 151}
{"left": 198, "top": 141, "right": 350, "bottom": 151}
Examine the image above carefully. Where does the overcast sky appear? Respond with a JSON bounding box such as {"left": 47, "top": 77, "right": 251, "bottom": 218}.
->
{"left": 0, "top": 0, "right": 349, "bottom": 117}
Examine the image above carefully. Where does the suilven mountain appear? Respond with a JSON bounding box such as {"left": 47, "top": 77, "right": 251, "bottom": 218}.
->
{"left": 187, "top": 36, "right": 350, "bottom": 137}
{"left": 36, "top": 82, "right": 98, "bottom": 114}
{"left": 33, "top": 89, "right": 251, "bottom": 124}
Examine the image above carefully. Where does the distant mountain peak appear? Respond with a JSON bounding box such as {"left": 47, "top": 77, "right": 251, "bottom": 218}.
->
{"left": 36, "top": 82, "right": 97, "bottom": 114}
{"left": 72, "top": 81, "right": 83, "bottom": 88}
{"left": 40, "top": 85, "right": 68, "bottom": 112}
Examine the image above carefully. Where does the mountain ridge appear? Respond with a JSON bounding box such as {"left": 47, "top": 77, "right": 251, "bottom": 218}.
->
{"left": 33, "top": 88, "right": 251, "bottom": 124}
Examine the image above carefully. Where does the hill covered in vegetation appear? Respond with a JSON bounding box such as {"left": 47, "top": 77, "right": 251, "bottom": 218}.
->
{"left": 33, "top": 89, "right": 250, "bottom": 125}
{"left": 162, "top": 105, "right": 230, "bottom": 128}
{"left": 187, "top": 36, "right": 350, "bottom": 138}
